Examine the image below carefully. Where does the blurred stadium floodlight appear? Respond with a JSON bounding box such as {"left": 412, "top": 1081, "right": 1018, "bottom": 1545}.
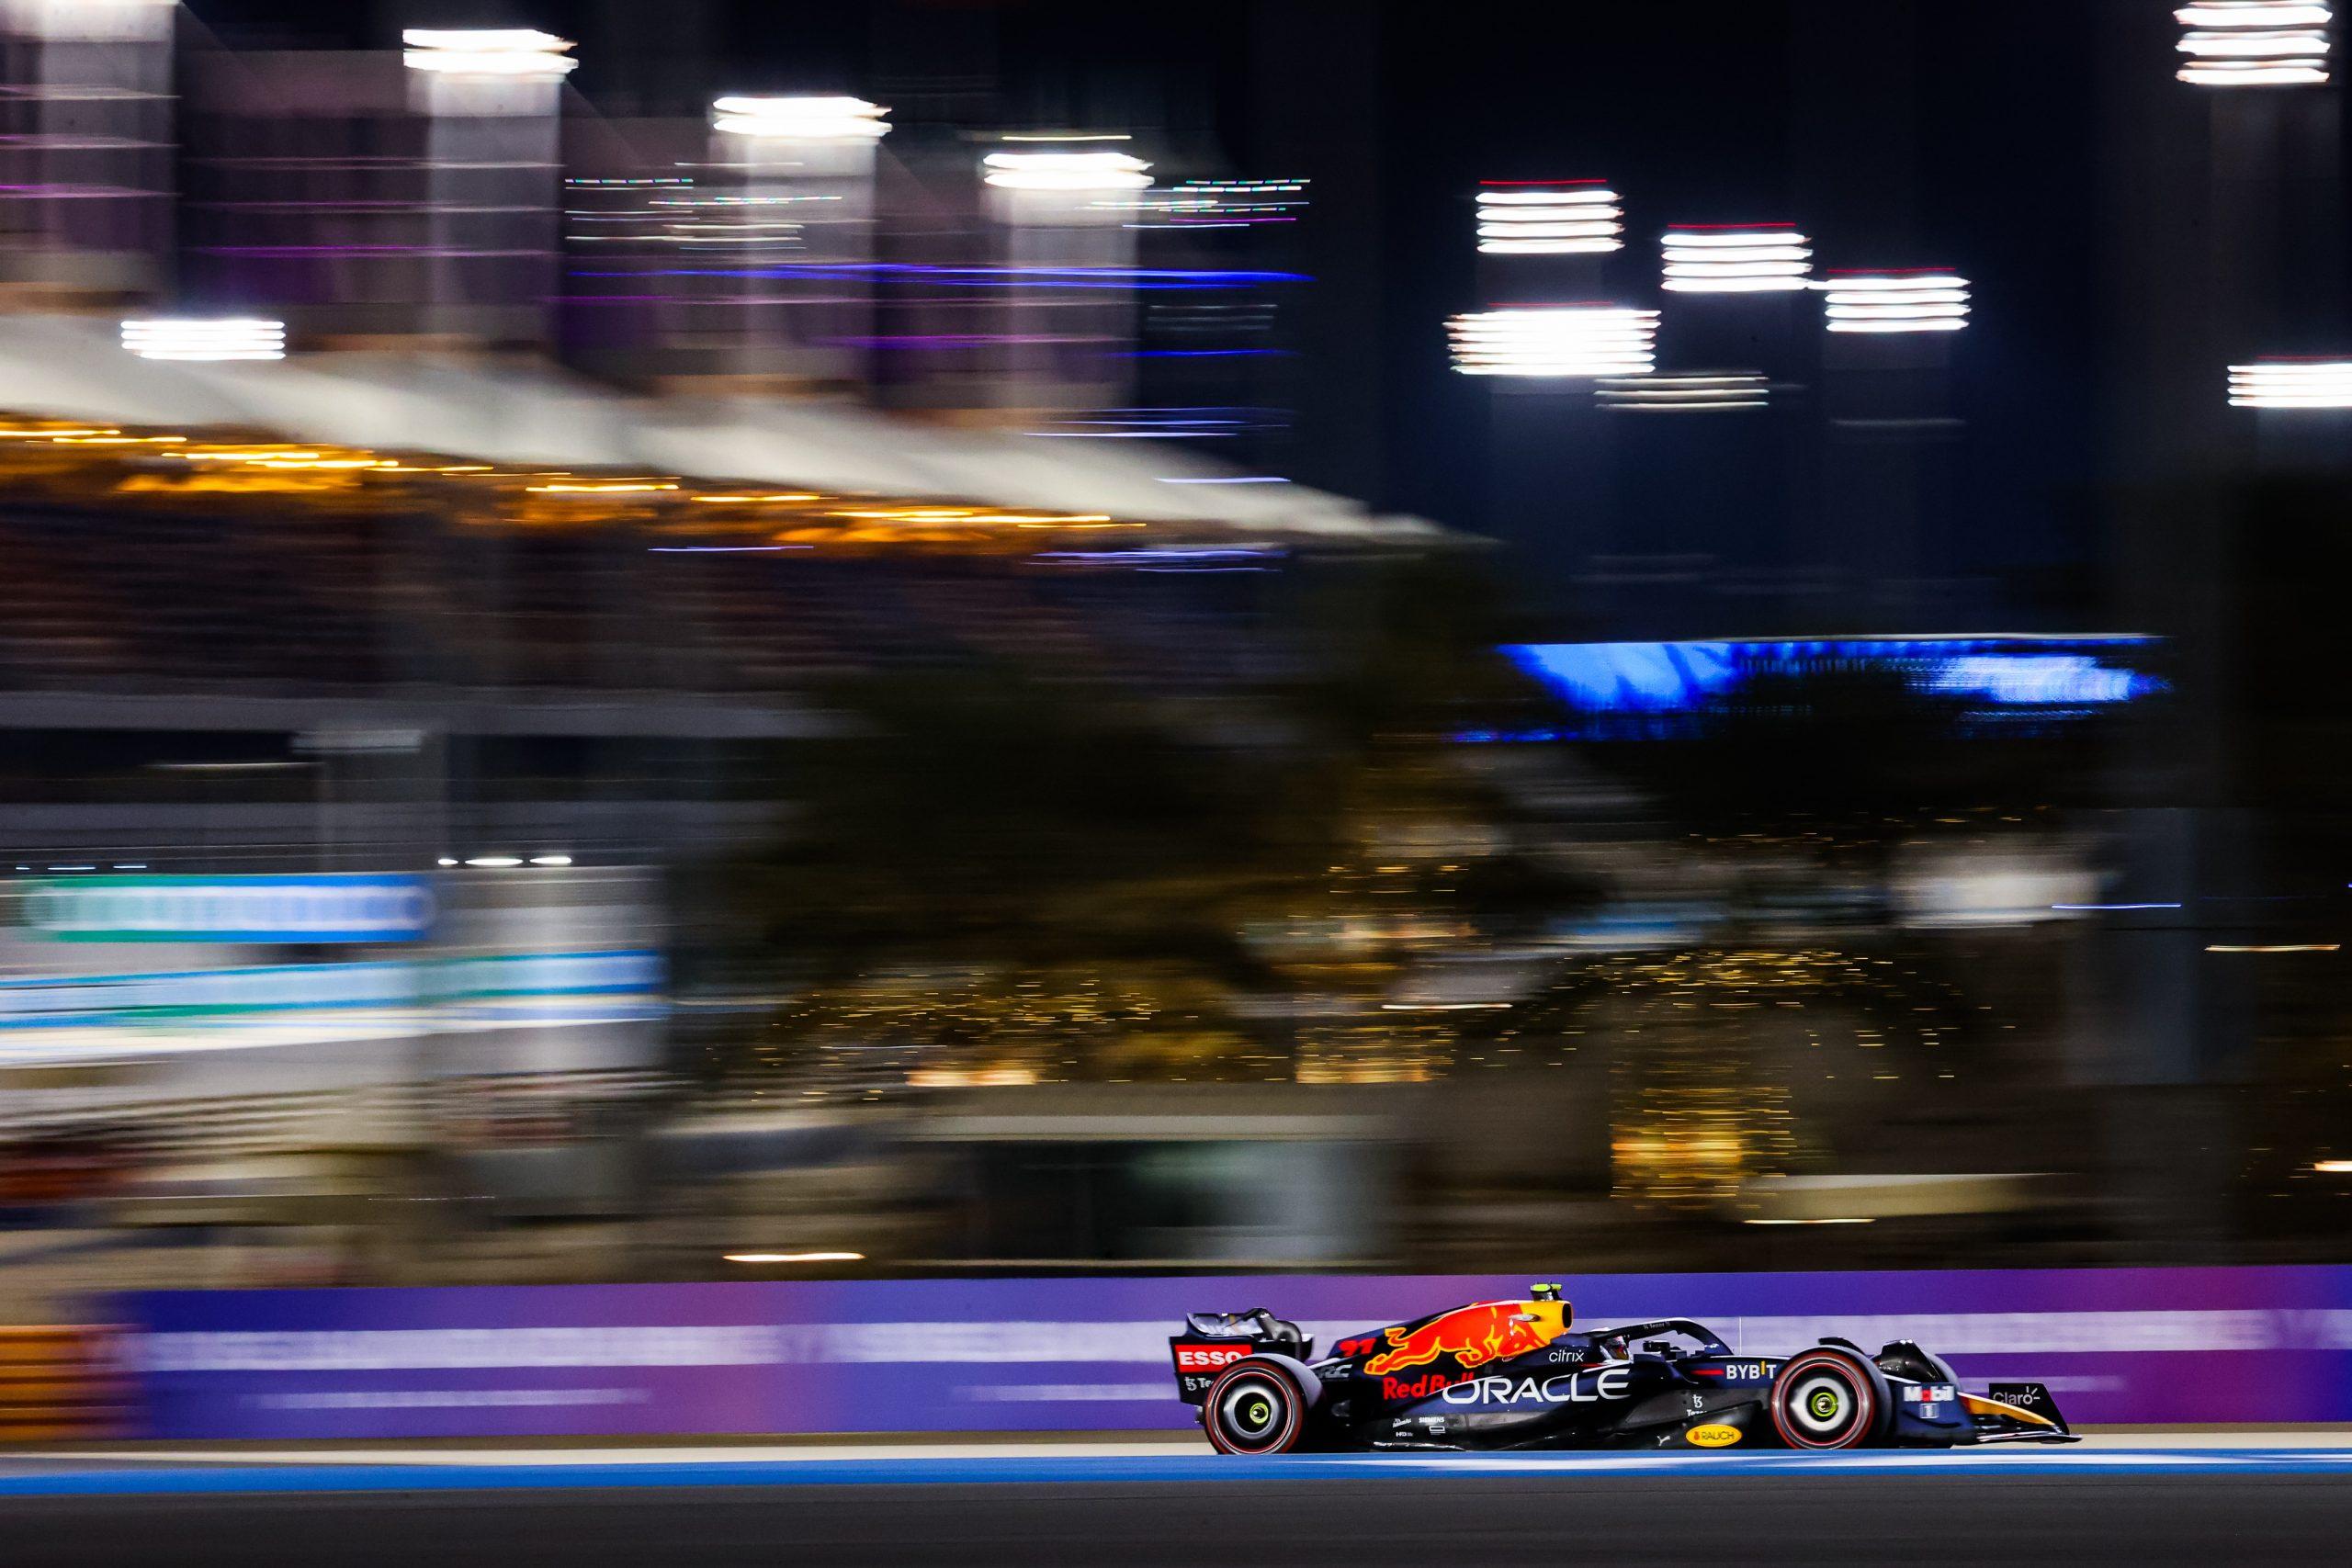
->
{"left": 2173, "top": 1, "right": 2324, "bottom": 85}
{"left": 984, "top": 143, "right": 1153, "bottom": 409}
{"left": 1819, "top": 272, "right": 1971, "bottom": 333}
{"left": 705, "top": 96, "right": 891, "bottom": 381}
{"left": 981, "top": 150, "right": 1153, "bottom": 191}
{"left": 1597, "top": 370, "right": 1769, "bottom": 412}
{"left": 712, "top": 96, "right": 891, "bottom": 141}
{"left": 401, "top": 28, "right": 580, "bottom": 77}
{"left": 119, "top": 317, "right": 285, "bottom": 361}
{"left": 402, "top": 29, "right": 572, "bottom": 348}
{"left": 0, "top": 0, "right": 176, "bottom": 295}
{"left": 1446, "top": 306, "right": 1657, "bottom": 377}
{"left": 2177, "top": 2, "right": 2332, "bottom": 85}
{"left": 0, "top": 0, "right": 175, "bottom": 46}
{"left": 2227, "top": 358, "right": 2352, "bottom": 405}
{"left": 1475, "top": 181, "right": 1623, "bottom": 254}
{"left": 1660, "top": 226, "right": 1814, "bottom": 292}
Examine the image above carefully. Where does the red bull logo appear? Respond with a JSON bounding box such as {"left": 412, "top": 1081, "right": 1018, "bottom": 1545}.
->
{"left": 1362, "top": 1301, "right": 1563, "bottom": 1378}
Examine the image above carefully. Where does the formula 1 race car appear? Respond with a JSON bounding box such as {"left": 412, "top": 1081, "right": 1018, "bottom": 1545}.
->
{"left": 1170, "top": 1285, "right": 2075, "bottom": 1454}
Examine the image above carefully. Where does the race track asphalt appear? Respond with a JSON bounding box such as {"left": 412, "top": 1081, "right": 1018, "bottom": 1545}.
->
{"left": 5, "top": 1461, "right": 2351, "bottom": 1566}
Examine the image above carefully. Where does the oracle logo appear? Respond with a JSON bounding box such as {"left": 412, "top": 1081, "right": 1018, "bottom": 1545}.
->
{"left": 1439, "top": 1367, "right": 1634, "bottom": 1406}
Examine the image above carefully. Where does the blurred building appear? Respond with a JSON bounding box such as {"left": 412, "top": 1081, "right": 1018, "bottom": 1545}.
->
{"left": 0, "top": 3, "right": 2348, "bottom": 1304}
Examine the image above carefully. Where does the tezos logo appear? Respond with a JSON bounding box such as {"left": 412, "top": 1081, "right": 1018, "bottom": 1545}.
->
{"left": 1440, "top": 1368, "right": 1633, "bottom": 1406}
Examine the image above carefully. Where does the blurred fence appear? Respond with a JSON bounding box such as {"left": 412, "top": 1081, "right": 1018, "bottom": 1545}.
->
{"left": 109, "top": 1269, "right": 2352, "bottom": 1440}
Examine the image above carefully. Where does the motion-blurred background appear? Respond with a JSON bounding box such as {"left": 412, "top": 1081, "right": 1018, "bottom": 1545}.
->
{"left": 0, "top": 0, "right": 2348, "bottom": 1348}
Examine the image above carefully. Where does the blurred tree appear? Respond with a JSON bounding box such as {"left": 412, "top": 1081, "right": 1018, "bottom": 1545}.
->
{"left": 684, "top": 554, "right": 1586, "bottom": 1089}
{"left": 1586, "top": 657, "right": 2120, "bottom": 869}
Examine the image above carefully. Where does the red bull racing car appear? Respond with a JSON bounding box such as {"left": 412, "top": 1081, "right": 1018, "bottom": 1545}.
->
{"left": 1170, "top": 1285, "right": 2075, "bottom": 1454}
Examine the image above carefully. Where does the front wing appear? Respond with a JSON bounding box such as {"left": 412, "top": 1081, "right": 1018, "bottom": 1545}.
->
{"left": 1958, "top": 1382, "right": 2077, "bottom": 1444}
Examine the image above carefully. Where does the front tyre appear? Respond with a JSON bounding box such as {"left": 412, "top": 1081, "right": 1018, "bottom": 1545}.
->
{"left": 1203, "top": 1357, "right": 1313, "bottom": 1455}
{"left": 1770, "top": 1348, "right": 1891, "bottom": 1450}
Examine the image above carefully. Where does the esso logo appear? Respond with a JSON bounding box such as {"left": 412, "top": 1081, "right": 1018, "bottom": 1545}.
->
{"left": 1176, "top": 1346, "right": 1249, "bottom": 1371}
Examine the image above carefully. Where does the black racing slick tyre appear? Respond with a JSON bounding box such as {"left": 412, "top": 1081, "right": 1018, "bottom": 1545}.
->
{"left": 1770, "top": 1348, "right": 1893, "bottom": 1450}
{"left": 1202, "top": 1357, "right": 1316, "bottom": 1455}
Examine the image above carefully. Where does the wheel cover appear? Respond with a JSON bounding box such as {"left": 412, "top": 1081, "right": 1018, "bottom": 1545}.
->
{"left": 1219, "top": 1380, "right": 1281, "bottom": 1442}
{"left": 1772, "top": 1353, "right": 1876, "bottom": 1450}
{"left": 1794, "top": 1376, "right": 1849, "bottom": 1432}
{"left": 1205, "top": 1364, "right": 1303, "bottom": 1455}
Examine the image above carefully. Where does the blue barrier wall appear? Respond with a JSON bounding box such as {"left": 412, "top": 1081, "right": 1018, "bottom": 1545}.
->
{"left": 119, "top": 1267, "right": 2352, "bottom": 1439}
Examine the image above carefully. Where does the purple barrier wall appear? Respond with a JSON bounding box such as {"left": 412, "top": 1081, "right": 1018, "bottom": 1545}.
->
{"left": 119, "top": 1267, "right": 2352, "bottom": 1440}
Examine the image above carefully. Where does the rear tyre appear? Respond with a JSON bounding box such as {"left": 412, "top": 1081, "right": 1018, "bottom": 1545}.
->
{"left": 1203, "top": 1358, "right": 1311, "bottom": 1455}
{"left": 1770, "top": 1348, "right": 1890, "bottom": 1450}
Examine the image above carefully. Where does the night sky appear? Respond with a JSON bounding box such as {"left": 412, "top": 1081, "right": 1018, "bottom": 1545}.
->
{"left": 181, "top": 3, "right": 2325, "bottom": 625}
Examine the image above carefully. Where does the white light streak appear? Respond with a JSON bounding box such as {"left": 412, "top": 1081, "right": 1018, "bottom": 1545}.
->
{"left": 401, "top": 28, "right": 578, "bottom": 77}
{"left": 119, "top": 317, "right": 286, "bottom": 361}
{"left": 1661, "top": 226, "right": 1813, "bottom": 293}
{"left": 1597, "top": 370, "right": 1770, "bottom": 412}
{"left": 982, "top": 151, "right": 1152, "bottom": 191}
{"left": 1447, "top": 306, "right": 1657, "bottom": 378}
{"left": 1820, "top": 273, "right": 1970, "bottom": 333}
{"left": 2176, "top": 2, "right": 2330, "bottom": 85}
{"left": 2229, "top": 359, "right": 2352, "bottom": 405}
{"left": 1478, "top": 237, "right": 1623, "bottom": 255}
{"left": 2179, "top": 1, "right": 2329, "bottom": 22}
{"left": 712, "top": 95, "right": 890, "bottom": 141}
{"left": 1475, "top": 183, "right": 1623, "bottom": 255}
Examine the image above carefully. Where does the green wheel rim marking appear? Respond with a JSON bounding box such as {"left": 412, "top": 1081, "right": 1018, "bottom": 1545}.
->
{"left": 1246, "top": 1398, "right": 1271, "bottom": 1428}
{"left": 1809, "top": 1388, "right": 1841, "bottom": 1420}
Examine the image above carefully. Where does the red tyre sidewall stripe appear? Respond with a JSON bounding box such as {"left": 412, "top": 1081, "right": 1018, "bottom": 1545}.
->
{"left": 1771, "top": 1352, "right": 1875, "bottom": 1450}
{"left": 1204, "top": 1359, "right": 1303, "bottom": 1455}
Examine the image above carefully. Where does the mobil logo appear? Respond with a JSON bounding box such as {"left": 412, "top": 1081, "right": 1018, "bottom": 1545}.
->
{"left": 1362, "top": 1302, "right": 1561, "bottom": 1377}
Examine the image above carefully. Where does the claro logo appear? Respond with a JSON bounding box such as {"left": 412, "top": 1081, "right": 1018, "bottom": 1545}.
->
{"left": 1440, "top": 1368, "right": 1633, "bottom": 1406}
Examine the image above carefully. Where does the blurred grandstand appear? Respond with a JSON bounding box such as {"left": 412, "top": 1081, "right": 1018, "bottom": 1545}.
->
{"left": 0, "top": 305, "right": 1458, "bottom": 1315}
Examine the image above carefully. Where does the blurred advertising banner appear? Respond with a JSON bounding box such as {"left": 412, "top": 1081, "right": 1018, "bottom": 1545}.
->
{"left": 22, "top": 875, "right": 435, "bottom": 944}
{"left": 116, "top": 1269, "right": 2352, "bottom": 1440}
{"left": 0, "top": 1325, "right": 125, "bottom": 1443}
{"left": 0, "top": 950, "right": 662, "bottom": 1043}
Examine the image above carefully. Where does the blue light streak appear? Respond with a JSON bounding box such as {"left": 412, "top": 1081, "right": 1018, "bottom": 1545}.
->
{"left": 1502, "top": 637, "right": 2164, "bottom": 716}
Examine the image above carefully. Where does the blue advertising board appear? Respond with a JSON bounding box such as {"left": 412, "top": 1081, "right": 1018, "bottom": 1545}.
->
{"left": 118, "top": 1266, "right": 2352, "bottom": 1440}
{"left": 23, "top": 874, "right": 436, "bottom": 943}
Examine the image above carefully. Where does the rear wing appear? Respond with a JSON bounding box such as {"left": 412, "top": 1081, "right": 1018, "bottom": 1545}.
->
{"left": 1169, "top": 1310, "right": 1315, "bottom": 1405}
